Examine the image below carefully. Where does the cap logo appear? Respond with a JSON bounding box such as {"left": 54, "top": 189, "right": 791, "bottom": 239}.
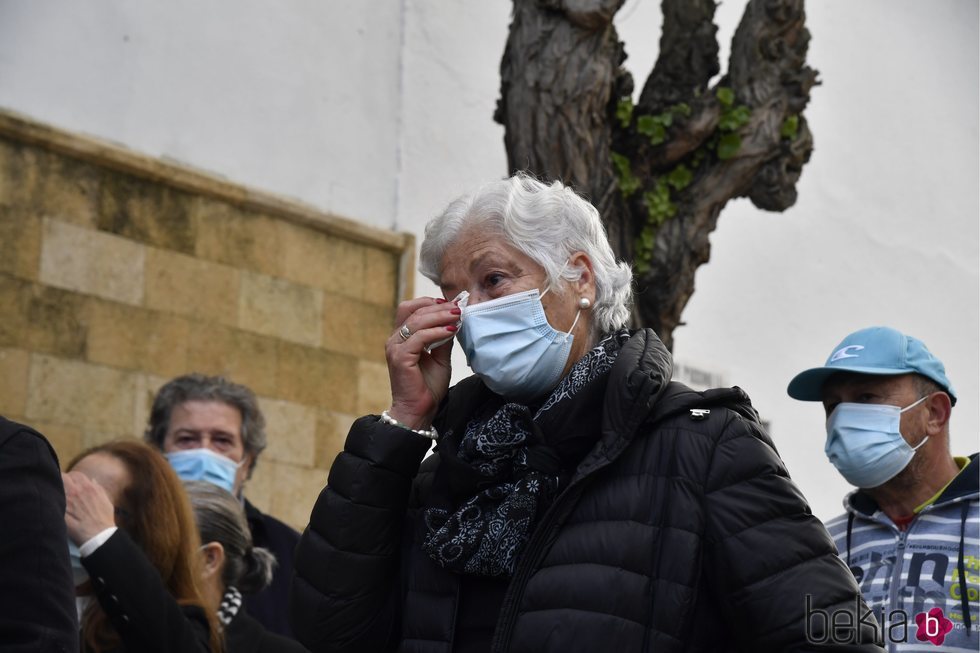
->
{"left": 830, "top": 344, "right": 864, "bottom": 362}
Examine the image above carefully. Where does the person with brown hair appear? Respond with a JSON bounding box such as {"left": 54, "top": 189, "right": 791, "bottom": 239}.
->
{"left": 63, "top": 440, "right": 220, "bottom": 653}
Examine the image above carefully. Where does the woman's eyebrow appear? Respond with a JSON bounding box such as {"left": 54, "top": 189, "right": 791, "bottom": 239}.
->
{"left": 469, "top": 253, "right": 522, "bottom": 275}
{"left": 467, "top": 252, "right": 493, "bottom": 273}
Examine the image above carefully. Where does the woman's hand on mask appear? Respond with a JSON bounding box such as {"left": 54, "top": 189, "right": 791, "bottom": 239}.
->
{"left": 385, "top": 296, "right": 461, "bottom": 429}
{"left": 63, "top": 471, "right": 117, "bottom": 546}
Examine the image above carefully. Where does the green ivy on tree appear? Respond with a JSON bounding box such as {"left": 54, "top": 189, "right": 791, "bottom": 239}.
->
{"left": 613, "top": 88, "right": 756, "bottom": 272}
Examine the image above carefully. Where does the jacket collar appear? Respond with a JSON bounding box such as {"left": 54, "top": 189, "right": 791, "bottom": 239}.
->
{"left": 573, "top": 329, "right": 672, "bottom": 480}
{"left": 937, "top": 452, "right": 979, "bottom": 503}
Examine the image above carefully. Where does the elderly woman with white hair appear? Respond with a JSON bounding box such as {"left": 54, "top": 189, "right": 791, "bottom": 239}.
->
{"left": 291, "top": 174, "right": 880, "bottom": 652}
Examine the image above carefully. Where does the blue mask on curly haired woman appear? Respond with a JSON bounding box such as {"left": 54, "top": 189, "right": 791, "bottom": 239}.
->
{"left": 165, "top": 448, "right": 241, "bottom": 494}
{"left": 458, "top": 287, "right": 580, "bottom": 399}
{"left": 824, "top": 395, "right": 930, "bottom": 488}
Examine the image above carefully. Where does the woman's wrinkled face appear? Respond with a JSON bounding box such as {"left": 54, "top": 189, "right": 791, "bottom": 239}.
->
{"left": 439, "top": 227, "right": 548, "bottom": 305}
{"left": 439, "top": 227, "right": 596, "bottom": 368}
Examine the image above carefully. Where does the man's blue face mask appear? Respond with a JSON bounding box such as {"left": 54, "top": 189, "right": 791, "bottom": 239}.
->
{"left": 824, "top": 395, "right": 929, "bottom": 489}
{"left": 166, "top": 448, "right": 241, "bottom": 494}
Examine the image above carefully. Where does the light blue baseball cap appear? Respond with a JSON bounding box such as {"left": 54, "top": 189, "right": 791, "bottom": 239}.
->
{"left": 787, "top": 326, "right": 957, "bottom": 405}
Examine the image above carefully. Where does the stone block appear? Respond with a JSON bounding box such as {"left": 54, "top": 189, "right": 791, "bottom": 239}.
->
{"left": 322, "top": 293, "right": 393, "bottom": 362}
{"left": 258, "top": 396, "right": 317, "bottom": 467}
{"left": 356, "top": 360, "right": 392, "bottom": 416}
{"left": 276, "top": 341, "right": 358, "bottom": 414}
{"left": 278, "top": 221, "right": 365, "bottom": 300}
{"left": 192, "top": 198, "right": 281, "bottom": 278}
{"left": 0, "top": 141, "right": 37, "bottom": 212}
{"left": 239, "top": 271, "right": 323, "bottom": 347}
{"left": 183, "top": 325, "right": 231, "bottom": 378}
{"left": 315, "top": 408, "right": 355, "bottom": 469}
{"left": 0, "top": 141, "right": 101, "bottom": 230}
{"left": 132, "top": 373, "right": 170, "bottom": 440}
{"left": 80, "top": 429, "right": 139, "bottom": 451}
{"left": 243, "top": 458, "right": 275, "bottom": 515}
{"left": 97, "top": 174, "right": 196, "bottom": 254}
{"left": 144, "top": 247, "right": 239, "bottom": 327}
{"left": 362, "top": 248, "right": 398, "bottom": 307}
{"left": 267, "top": 461, "right": 327, "bottom": 532}
{"left": 186, "top": 325, "right": 279, "bottom": 398}
{"left": 25, "top": 418, "right": 85, "bottom": 470}
{"left": 0, "top": 347, "right": 30, "bottom": 417}
{"left": 0, "top": 214, "right": 41, "bottom": 280}
{"left": 0, "top": 274, "right": 89, "bottom": 358}
{"left": 39, "top": 218, "right": 145, "bottom": 306}
{"left": 26, "top": 354, "right": 137, "bottom": 438}
{"left": 86, "top": 299, "right": 190, "bottom": 378}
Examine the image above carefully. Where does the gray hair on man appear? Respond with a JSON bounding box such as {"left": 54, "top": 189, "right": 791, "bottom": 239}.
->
{"left": 184, "top": 481, "right": 276, "bottom": 594}
{"left": 144, "top": 373, "right": 267, "bottom": 476}
{"left": 419, "top": 172, "right": 633, "bottom": 336}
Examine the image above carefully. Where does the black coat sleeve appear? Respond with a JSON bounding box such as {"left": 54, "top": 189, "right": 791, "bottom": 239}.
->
{"left": 701, "top": 411, "right": 884, "bottom": 652}
{"left": 0, "top": 419, "right": 78, "bottom": 653}
{"left": 82, "top": 529, "right": 212, "bottom": 653}
{"left": 290, "top": 415, "right": 433, "bottom": 653}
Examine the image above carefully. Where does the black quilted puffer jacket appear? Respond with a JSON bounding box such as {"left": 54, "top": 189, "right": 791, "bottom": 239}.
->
{"left": 291, "top": 330, "right": 884, "bottom": 653}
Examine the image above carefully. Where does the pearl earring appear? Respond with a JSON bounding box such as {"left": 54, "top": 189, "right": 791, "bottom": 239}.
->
{"left": 578, "top": 297, "right": 591, "bottom": 309}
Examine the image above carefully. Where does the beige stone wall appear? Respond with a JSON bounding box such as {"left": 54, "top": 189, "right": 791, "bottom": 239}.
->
{"left": 0, "top": 110, "right": 414, "bottom": 530}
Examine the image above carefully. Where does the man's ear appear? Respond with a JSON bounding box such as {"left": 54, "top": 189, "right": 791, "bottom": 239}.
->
{"left": 924, "top": 392, "right": 952, "bottom": 435}
{"left": 201, "top": 541, "right": 225, "bottom": 579}
{"left": 568, "top": 251, "right": 596, "bottom": 303}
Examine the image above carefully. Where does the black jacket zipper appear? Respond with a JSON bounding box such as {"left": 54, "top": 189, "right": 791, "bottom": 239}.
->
{"left": 490, "top": 478, "right": 589, "bottom": 653}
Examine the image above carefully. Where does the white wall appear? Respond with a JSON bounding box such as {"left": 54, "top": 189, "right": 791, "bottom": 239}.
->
{"left": 1, "top": 0, "right": 976, "bottom": 521}
{"left": 0, "top": 0, "right": 404, "bottom": 227}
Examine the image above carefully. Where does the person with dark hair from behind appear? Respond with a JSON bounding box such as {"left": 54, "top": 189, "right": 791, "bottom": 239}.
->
{"left": 185, "top": 481, "right": 309, "bottom": 653}
{"left": 63, "top": 440, "right": 220, "bottom": 652}
{"left": 144, "top": 373, "right": 300, "bottom": 639}
{"left": 0, "top": 415, "right": 77, "bottom": 652}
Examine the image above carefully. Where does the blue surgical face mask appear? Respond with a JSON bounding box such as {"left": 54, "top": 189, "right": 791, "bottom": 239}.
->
{"left": 68, "top": 539, "right": 88, "bottom": 587}
{"left": 166, "top": 448, "right": 241, "bottom": 494}
{"left": 824, "top": 396, "right": 929, "bottom": 488}
{"left": 457, "top": 287, "right": 580, "bottom": 398}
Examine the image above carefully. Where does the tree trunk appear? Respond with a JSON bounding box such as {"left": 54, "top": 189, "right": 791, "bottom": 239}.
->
{"left": 496, "top": 0, "right": 818, "bottom": 350}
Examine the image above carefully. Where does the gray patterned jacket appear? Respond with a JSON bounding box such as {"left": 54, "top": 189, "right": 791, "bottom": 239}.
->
{"left": 825, "top": 454, "right": 978, "bottom": 652}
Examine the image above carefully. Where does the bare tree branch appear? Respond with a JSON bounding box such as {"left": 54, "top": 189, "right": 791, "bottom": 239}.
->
{"left": 498, "top": 0, "right": 818, "bottom": 349}
{"left": 638, "top": 0, "right": 720, "bottom": 113}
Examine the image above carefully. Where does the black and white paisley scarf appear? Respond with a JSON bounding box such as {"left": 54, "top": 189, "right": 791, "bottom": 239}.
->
{"left": 422, "top": 329, "right": 629, "bottom": 577}
{"left": 217, "top": 586, "right": 243, "bottom": 626}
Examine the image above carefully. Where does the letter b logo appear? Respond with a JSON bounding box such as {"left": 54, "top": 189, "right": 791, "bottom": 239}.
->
{"left": 914, "top": 608, "right": 953, "bottom": 646}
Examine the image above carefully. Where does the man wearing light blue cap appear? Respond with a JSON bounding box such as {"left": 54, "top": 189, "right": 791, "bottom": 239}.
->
{"left": 788, "top": 326, "right": 978, "bottom": 650}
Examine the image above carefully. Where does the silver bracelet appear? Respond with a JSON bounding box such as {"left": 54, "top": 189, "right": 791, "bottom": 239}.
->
{"left": 379, "top": 410, "right": 439, "bottom": 441}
